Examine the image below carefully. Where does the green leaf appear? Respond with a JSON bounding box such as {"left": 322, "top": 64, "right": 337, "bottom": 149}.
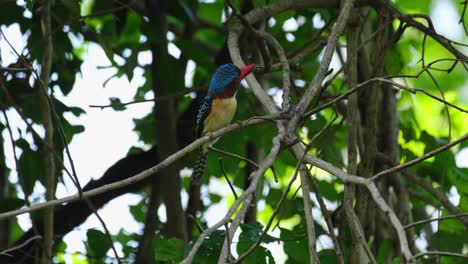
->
{"left": 155, "top": 54, "right": 185, "bottom": 94}
{"left": 431, "top": 230, "right": 464, "bottom": 252}
{"left": 129, "top": 202, "right": 146, "bottom": 223}
{"left": 197, "top": 2, "right": 223, "bottom": 25}
{"left": 109, "top": 97, "right": 127, "bottom": 111}
{"left": 191, "top": 230, "right": 225, "bottom": 264}
{"left": 385, "top": 48, "right": 403, "bottom": 75}
{"left": 236, "top": 223, "right": 276, "bottom": 264}
{"left": 154, "top": 236, "right": 184, "bottom": 262}
{"left": 18, "top": 142, "right": 45, "bottom": 195}
{"left": 175, "top": 39, "right": 216, "bottom": 69}
{"left": 448, "top": 167, "right": 468, "bottom": 195}
{"left": 318, "top": 249, "right": 338, "bottom": 264}
{"left": 376, "top": 240, "right": 392, "bottom": 263}
{"left": 239, "top": 223, "right": 278, "bottom": 244}
{"left": 86, "top": 229, "right": 112, "bottom": 259}
{"left": 280, "top": 227, "right": 309, "bottom": 264}
{"left": 62, "top": 121, "right": 85, "bottom": 144}
{"left": 316, "top": 180, "right": 339, "bottom": 201}
{"left": 394, "top": 0, "right": 432, "bottom": 13}
{"left": 209, "top": 193, "right": 222, "bottom": 203}
{"left": 133, "top": 113, "right": 156, "bottom": 145}
{"left": 118, "top": 12, "right": 142, "bottom": 47}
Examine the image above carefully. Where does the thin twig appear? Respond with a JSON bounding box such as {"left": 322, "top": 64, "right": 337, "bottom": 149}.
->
{"left": 377, "top": 152, "right": 468, "bottom": 228}
{"left": 89, "top": 87, "right": 205, "bottom": 109}
{"left": 209, "top": 146, "right": 279, "bottom": 183}
{"left": 307, "top": 170, "right": 344, "bottom": 264}
{"left": 386, "top": 3, "right": 468, "bottom": 62}
{"left": 299, "top": 166, "right": 320, "bottom": 263}
{"left": 0, "top": 79, "right": 78, "bottom": 188}
{"left": 0, "top": 112, "right": 284, "bottom": 221}
{"left": 414, "top": 251, "right": 468, "bottom": 259}
{"left": 298, "top": 152, "right": 415, "bottom": 262}
{"left": 371, "top": 134, "right": 468, "bottom": 181}
{"left": 0, "top": 67, "right": 31, "bottom": 72}
{"left": 187, "top": 214, "right": 205, "bottom": 233}
{"left": 285, "top": 0, "right": 356, "bottom": 139}
{"left": 209, "top": 147, "right": 260, "bottom": 169}
{"left": 404, "top": 213, "right": 468, "bottom": 229}
{"left": 217, "top": 125, "right": 286, "bottom": 264}
{"left": 0, "top": 236, "right": 42, "bottom": 256}
{"left": 224, "top": 223, "right": 233, "bottom": 262}
{"left": 219, "top": 158, "right": 238, "bottom": 200}
{"left": 235, "top": 155, "right": 300, "bottom": 263}
{"left": 0, "top": 28, "right": 82, "bottom": 197}
{"left": 254, "top": 31, "right": 291, "bottom": 110}
{"left": 304, "top": 76, "right": 468, "bottom": 120}
{"left": 39, "top": 1, "right": 56, "bottom": 262}
{"left": 459, "top": 0, "right": 468, "bottom": 35}
{"left": 84, "top": 199, "right": 122, "bottom": 264}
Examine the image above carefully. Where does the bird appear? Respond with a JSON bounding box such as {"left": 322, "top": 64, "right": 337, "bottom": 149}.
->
{"left": 192, "top": 63, "right": 256, "bottom": 186}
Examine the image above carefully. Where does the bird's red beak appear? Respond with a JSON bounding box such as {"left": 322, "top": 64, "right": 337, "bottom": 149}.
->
{"left": 238, "top": 64, "right": 256, "bottom": 80}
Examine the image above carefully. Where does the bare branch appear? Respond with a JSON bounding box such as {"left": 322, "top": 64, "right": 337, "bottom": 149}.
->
{"left": 0, "top": 236, "right": 42, "bottom": 257}
{"left": 285, "top": 0, "right": 356, "bottom": 139}
{"left": 217, "top": 125, "right": 285, "bottom": 263}
{"left": 371, "top": 134, "right": 468, "bottom": 181}
{"left": 0, "top": 112, "right": 284, "bottom": 221}
{"left": 235, "top": 151, "right": 301, "bottom": 263}
{"left": 386, "top": 3, "right": 468, "bottom": 62}
{"left": 209, "top": 146, "right": 260, "bottom": 169}
{"left": 0, "top": 28, "right": 82, "bottom": 197}
{"left": 377, "top": 152, "right": 468, "bottom": 228}
{"left": 404, "top": 213, "right": 468, "bottom": 230}
{"left": 415, "top": 251, "right": 468, "bottom": 259}
{"left": 307, "top": 171, "right": 344, "bottom": 264}
{"left": 89, "top": 87, "right": 205, "bottom": 109}
{"left": 39, "top": 1, "right": 56, "bottom": 262}
{"left": 218, "top": 158, "right": 238, "bottom": 200}
{"left": 299, "top": 166, "right": 320, "bottom": 263}
{"left": 255, "top": 31, "right": 291, "bottom": 110}
{"left": 297, "top": 150, "right": 415, "bottom": 262}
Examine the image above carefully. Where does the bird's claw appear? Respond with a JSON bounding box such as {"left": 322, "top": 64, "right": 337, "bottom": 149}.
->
{"left": 206, "top": 132, "right": 215, "bottom": 140}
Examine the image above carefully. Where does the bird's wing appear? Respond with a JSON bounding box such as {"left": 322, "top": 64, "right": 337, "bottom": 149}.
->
{"left": 208, "top": 64, "right": 240, "bottom": 95}
{"left": 196, "top": 95, "right": 213, "bottom": 138}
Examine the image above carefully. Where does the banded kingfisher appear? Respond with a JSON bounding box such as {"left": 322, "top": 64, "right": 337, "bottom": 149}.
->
{"left": 192, "top": 63, "right": 256, "bottom": 185}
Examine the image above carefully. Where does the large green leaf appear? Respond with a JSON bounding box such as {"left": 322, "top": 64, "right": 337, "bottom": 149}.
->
{"left": 154, "top": 236, "right": 184, "bottom": 262}
{"left": 17, "top": 139, "right": 45, "bottom": 195}
{"left": 86, "top": 229, "right": 112, "bottom": 259}
{"left": 236, "top": 223, "right": 277, "bottom": 264}
{"left": 280, "top": 227, "right": 309, "bottom": 264}
{"left": 191, "top": 230, "right": 225, "bottom": 263}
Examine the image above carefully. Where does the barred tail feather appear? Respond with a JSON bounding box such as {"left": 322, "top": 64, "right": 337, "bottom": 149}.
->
{"left": 192, "top": 149, "right": 209, "bottom": 186}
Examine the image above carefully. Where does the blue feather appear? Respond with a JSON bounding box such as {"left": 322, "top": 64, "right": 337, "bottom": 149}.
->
{"left": 208, "top": 64, "right": 240, "bottom": 95}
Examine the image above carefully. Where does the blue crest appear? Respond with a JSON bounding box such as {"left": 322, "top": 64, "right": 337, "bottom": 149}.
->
{"left": 208, "top": 64, "right": 240, "bottom": 95}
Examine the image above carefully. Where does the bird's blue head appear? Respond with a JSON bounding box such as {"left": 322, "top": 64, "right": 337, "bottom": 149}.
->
{"left": 208, "top": 63, "right": 255, "bottom": 97}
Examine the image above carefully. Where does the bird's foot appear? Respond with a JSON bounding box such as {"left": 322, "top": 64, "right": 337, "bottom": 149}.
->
{"left": 206, "top": 132, "right": 216, "bottom": 140}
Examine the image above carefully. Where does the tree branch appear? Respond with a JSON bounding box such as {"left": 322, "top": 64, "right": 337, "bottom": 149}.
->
{"left": 404, "top": 213, "right": 468, "bottom": 229}
{"left": 371, "top": 134, "right": 468, "bottom": 181}
{"left": 285, "top": 0, "right": 356, "bottom": 139}
{"left": 299, "top": 166, "right": 320, "bottom": 263}
{"left": 39, "top": 1, "right": 56, "bottom": 262}
{"left": 0, "top": 113, "right": 283, "bottom": 221}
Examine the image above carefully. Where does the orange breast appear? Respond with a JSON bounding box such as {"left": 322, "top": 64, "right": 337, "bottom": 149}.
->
{"left": 203, "top": 97, "right": 237, "bottom": 134}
